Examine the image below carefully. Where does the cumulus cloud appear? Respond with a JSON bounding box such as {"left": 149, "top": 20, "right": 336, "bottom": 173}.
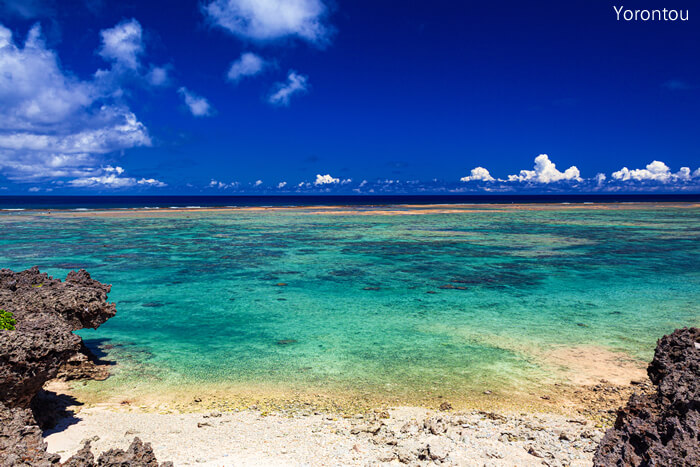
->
{"left": 98, "top": 19, "right": 144, "bottom": 70}
{"left": 209, "top": 179, "right": 240, "bottom": 189}
{"left": 227, "top": 52, "right": 267, "bottom": 82}
{"left": 178, "top": 87, "right": 213, "bottom": 117}
{"left": 68, "top": 166, "right": 166, "bottom": 188}
{"left": 0, "top": 23, "right": 151, "bottom": 181}
{"left": 146, "top": 65, "right": 170, "bottom": 86}
{"left": 268, "top": 71, "right": 308, "bottom": 106}
{"left": 611, "top": 160, "right": 698, "bottom": 183}
{"left": 314, "top": 173, "right": 339, "bottom": 185}
{"left": 254, "top": 179, "right": 263, "bottom": 186}
{"left": 277, "top": 181, "right": 287, "bottom": 188}
{"left": 204, "top": 0, "right": 331, "bottom": 45}
{"left": 507, "top": 154, "right": 582, "bottom": 183}
{"left": 460, "top": 166, "right": 495, "bottom": 182}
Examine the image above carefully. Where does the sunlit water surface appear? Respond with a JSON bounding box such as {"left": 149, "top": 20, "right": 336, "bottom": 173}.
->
{"left": 1, "top": 204, "right": 698, "bottom": 403}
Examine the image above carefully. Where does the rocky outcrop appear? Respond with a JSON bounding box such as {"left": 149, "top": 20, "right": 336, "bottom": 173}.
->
{"left": 0, "top": 267, "right": 116, "bottom": 409}
{"left": 0, "top": 267, "right": 116, "bottom": 331}
{"left": 0, "top": 267, "right": 170, "bottom": 466}
{"left": 0, "top": 403, "right": 61, "bottom": 466}
{"left": 96, "top": 438, "right": 173, "bottom": 466}
{"left": 594, "top": 327, "right": 700, "bottom": 466}
{"left": 60, "top": 438, "right": 173, "bottom": 467}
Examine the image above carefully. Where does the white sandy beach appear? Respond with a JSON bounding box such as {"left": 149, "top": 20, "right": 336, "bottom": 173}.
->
{"left": 45, "top": 406, "right": 605, "bottom": 466}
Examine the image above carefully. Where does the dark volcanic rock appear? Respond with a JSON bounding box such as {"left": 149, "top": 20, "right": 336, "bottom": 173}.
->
{"left": 96, "top": 438, "right": 173, "bottom": 467}
{"left": 55, "top": 342, "right": 111, "bottom": 383}
{"left": 53, "top": 437, "right": 174, "bottom": 467}
{"left": 0, "top": 311, "right": 80, "bottom": 408}
{"left": 0, "top": 267, "right": 171, "bottom": 466}
{"left": 60, "top": 442, "right": 95, "bottom": 467}
{"left": 0, "top": 267, "right": 117, "bottom": 409}
{"left": 594, "top": 327, "right": 700, "bottom": 467}
{"left": 0, "top": 402, "right": 60, "bottom": 466}
{"left": 57, "top": 438, "right": 173, "bottom": 467}
{"left": 0, "top": 267, "right": 116, "bottom": 332}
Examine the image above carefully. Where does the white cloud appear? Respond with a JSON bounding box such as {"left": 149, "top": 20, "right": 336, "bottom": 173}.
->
{"left": 277, "top": 181, "right": 287, "bottom": 188}
{"left": 137, "top": 178, "right": 166, "bottom": 187}
{"left": 0, "top": 108, "right": 149, "bottom": 154}
{"left": 0, "top": 25, "right": 93, "bottom": 129}
{"left": 98, "top": 19, "right": 144, "bottom": 70}
{"left": 0, "top": 23, "right": 151, "bottom": 181}
{"left": 268, "top": 71, "right": 308, "bottom": 106}
{"left": 227, "top": 52, "right": 267, "bottom": 82}
{"left": 146, "top": 65, "right": 170, "bottom": 86}
{"left": 254, "top": 179, "right": 263, "bottom": 186}
{"left": 178, "top": 87, "right": 213, "bottom": 117}
{"left": 341, "top": 178, "right": 352, "bottom": 184}
{"left": 209, "top": 179, "right": 239, "bottom": 189}
{"left": 28, "top": 186, "right": 40, "bottom": 192}
{"left": 594, "top": 173, "right": 606, "bottom": 186}
{"left": 460, "top": 166, "right": 495, "bottom": 182}
{"left": 68, "top": 166, "right": 166, "bottom": 188}
{"left": 314, "top": 173, "right": 339, "bottom": 185}
{"left": 204, "top": 0, "right": 331, "bottom": 45}
{"left": 104, "top": 165, "right": 124, "bottom": 175}
{"left": 507, "top": 154, "right": 582, "bottom": 183}
{"left": 611, "top": 160, "right": 698, "bottom": 183}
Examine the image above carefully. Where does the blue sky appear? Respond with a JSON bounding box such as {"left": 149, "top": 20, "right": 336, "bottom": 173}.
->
{"left": 0, "top": 0, "right": 698, "bottom": 194}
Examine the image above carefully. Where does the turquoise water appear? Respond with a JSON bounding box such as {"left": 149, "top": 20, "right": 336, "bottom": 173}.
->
{"left": 1, "top": 204, "right": 698, "bottom": 401}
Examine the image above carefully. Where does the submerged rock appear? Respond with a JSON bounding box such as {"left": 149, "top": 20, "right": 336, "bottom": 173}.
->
{"left": 276, "top": 339, "right": 298, "bottom": 345}
{"left": 594, "top": 327, "right": 700, "bottom": 466}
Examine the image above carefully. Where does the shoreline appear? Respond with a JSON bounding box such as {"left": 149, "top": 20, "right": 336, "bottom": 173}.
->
{"left": 44, "top": 375, "right": 650, "bottom": 466}
{"left": 60, "top": 336, "right": 648, "bottom": 418}
{"left": 40, "top": 337, "right": 651, "bottom": 465}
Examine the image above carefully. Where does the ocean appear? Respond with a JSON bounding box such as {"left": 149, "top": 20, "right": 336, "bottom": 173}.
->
{"left": 1, "top": 197, "right": 698, "bottom": 406}
{"left": 1, "top": 193, "right": 700, "bottom": 210}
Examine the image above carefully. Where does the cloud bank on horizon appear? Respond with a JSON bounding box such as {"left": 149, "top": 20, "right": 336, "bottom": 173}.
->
{"left": 200, "top": 155, "right": 700, "bottom": 195}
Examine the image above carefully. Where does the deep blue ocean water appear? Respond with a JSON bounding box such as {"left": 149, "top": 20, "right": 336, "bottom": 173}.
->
{"left": 1, "top": 194, "right": 699, "bottom": 210}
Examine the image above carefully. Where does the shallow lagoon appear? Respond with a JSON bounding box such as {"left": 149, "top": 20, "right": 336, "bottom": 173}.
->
{"left": 1, "top": 204, "right": 698, "bottom": 404}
